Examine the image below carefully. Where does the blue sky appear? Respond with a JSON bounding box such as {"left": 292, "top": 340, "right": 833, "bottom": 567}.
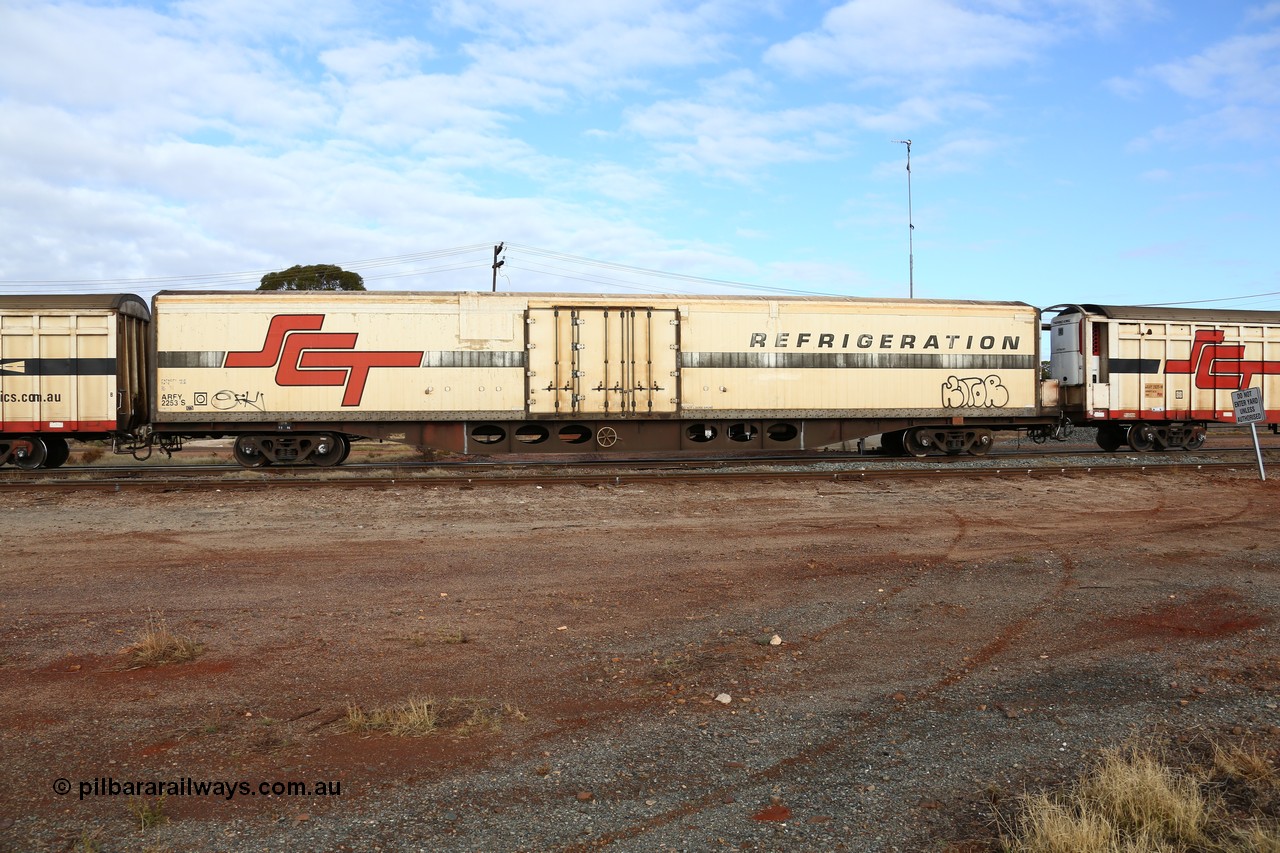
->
{"left": 1, "top": 0, "right": 1277, "bottom": 309}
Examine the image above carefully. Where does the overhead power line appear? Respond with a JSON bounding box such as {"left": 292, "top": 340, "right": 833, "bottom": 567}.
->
{"left": 1137, "top": 290, "right": 1280, "bottom": 308}
{"left": 3, "top": 242, "right": 1274, "bottom": 306}
{"left": 0, "top": 243, "right": 839, "bottom": 297}
{"left": 501, "top": 244, "right": 834, "bottom": 297}
{"left": 0, "top": 244, "right": 494, "bottom": 288}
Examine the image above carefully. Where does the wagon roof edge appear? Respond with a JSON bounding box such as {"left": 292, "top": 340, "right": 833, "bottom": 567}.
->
{"left": 0, "top": 293, "right": 150, "bottom": 320}
{"left": 1049, "top": 303, "right": 1280, "bottom": 324}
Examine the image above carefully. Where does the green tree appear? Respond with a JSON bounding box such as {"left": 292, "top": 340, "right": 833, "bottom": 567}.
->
{"left": 258, "top": 264, "right": 365, "bottom": 291}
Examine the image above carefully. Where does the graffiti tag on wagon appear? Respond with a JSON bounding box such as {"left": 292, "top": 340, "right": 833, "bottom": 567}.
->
{"left": 211, "top": 390, "right": 266, "bottom": 411}
{"left": 942, "top": 375, "right": 1010, "bottom": 408}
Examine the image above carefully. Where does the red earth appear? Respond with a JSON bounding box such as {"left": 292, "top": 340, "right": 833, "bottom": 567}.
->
{"left": 1, "top": 466, "right": 1278, "bottom": 850}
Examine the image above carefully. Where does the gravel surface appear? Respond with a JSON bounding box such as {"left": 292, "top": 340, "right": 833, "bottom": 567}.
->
{"left": 1, "top": 463, "right": 1277, "bottom": 852}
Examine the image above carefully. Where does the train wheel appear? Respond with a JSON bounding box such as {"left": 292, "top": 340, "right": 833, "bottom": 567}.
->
{"left": 1183, "top": 426, "right": 1207, "bottom": 451}
{"left": 43, "top": 437, "right": 70, "bottom": 468}
{"left": 311, "top": 434, "right": 349, "bottom": 467}
{"left": 968, "top": 431, "right": 993, "bottom": 456}
{"left": 902, "top": 428, "right": 933, "bottom": 458}
{"left": 13, "top": 436, "right": 49, "bottom": 469}
{"left": 1096, "top": 425, "right": 1125, "bottom": 452}
{"left": 1126, "top": 424, "right": 1156, "bottom": 452}
{"left": 232, "top": 436, "right": 268, "bottom": 468}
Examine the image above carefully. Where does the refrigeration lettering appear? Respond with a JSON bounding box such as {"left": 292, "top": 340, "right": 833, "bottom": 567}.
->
{"left": 748, "top": 332, "right": 1021, "bottom": 351}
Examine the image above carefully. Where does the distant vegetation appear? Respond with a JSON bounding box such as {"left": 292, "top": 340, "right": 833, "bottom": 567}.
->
{"left": 258, "top": 264, "right": 365, "bottom": 291}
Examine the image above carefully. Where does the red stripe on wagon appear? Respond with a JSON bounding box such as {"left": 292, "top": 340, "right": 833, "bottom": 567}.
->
{"left": 0, "top": 420, "right": 117, "bottom": 433}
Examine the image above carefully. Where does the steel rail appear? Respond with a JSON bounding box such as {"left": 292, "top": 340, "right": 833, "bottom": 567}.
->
{"left": 1, "top": 458, "right": 1260, "bottom": 493}
{"left": 3, "top": 443, "right": 1277, "bottom": 482}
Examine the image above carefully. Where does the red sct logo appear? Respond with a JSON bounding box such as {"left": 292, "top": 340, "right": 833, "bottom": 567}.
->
{"left": 1164, "top": 329, "right": 1280, "bottom": 390}
{"left": 224, "top": 315, "right": 422, "bottom": 406}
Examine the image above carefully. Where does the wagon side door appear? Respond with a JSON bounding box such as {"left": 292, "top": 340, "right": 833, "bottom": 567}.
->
{"left": 526, "top": 307, "right": 678, "bottom": 415}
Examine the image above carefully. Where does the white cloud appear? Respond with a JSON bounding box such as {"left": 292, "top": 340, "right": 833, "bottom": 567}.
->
{"left": 1245, "top": 2, "right": 1280, "bottom": 24}
{"left": 871, "top": 133, "right": 1010, "bottom": 178}
{"left": 1118, "top": 240, "right": 1191, "bottom": 260}
{"left": 1043, "top": 0, "right": 1161, "bottom": 34}
{"left": 1146, "top": 31, "right": 1280, "bottom": 102}
{"left": 618, "top": 80, "right": 998, "bottom": 181}
{"left": 1104, "top": 75, "right": 1146, "bottom": 99}
{"left": 333, "top": 71, "right": 563, "bottom": 148}
{"left": 0, "top": 2, "right": 333, "bottom": 139}
{"left": 849, "top": 93, "right": 995, "bottom": 132}
{"left": 321, "top": 38, "right": 436, "bottom": 82}
{"left": 764, "top": 259, "right": 872, "bottom": 293}
{"left": 3, "top": 0, "right": 1267, "bottom": 310}
{"left": 572, "top": 164, "right": 669, "bottom": 203}
{"left": 1124, "top": 27, "right": 1280, "bottom": 147}
{"left": 434, "top": 0, "right": 675, "bottom": 39}
{"left": 623, "top": 98, "right": 855, "bottom": 180}
{"left": 169, "top": 0, "right": 363, "bottom": 42}
{"left": 1135, "top": 104, "right": 1279, "bottom": 149}
{"left": 434, "top": 0, "right": 734, "bottom": 94}
{"left": 765, "top": 0, "right": 1049, "bottom": 80}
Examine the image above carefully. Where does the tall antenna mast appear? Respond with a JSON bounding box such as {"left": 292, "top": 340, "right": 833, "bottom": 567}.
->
{"left": 893, "top": 140, "right": 914, "bottom": 298}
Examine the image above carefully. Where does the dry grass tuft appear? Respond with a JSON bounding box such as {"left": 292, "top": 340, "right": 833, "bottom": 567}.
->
{"left": 124, "top": 612, "right": 204, "bottom": 669}
{"left": 1213, "top": 743, "right": 1280, "bottom": 798}
{"left": 1075, "top": 747, "right": 1208, "bottom": 844}
{"left": 1009, "top": 794, "right": 1115, "bottom": 853}
{"left": 343, "top": 697, "right": 527, "bottom": 738}
{"left": 455, "top": 706, "right": 502, "bottom": 737}
{"left": 344, "top": 697, "right": 440, "bottom": 737}
{"left": 1002, "top": 738, "right": 1280, "bottom": 853}
{"left": 75, "top": 828, "right": 106, "bottom": 852}
{"left": 396, "top": 628, "right": 471, "bottom": 648}
{"left": 1222, "top": 824, "right": 1280, "bottom": 852}
{"left": 78, "top": 444, "right": 106, "bottom": 464}
{"left": 127, "top": 796, "right": 168, "bottom": 831}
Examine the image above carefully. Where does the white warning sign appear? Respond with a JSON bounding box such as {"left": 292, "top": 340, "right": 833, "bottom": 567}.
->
{"left": 1231, "top": 388, "right": 1265, "bottom": 425}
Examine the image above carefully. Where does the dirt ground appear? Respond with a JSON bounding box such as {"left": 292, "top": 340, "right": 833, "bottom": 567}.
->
{"left": 1, "top": 468, "right": 1278, "bottom": 852}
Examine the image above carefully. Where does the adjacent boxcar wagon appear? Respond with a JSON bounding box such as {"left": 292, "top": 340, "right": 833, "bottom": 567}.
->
{"left": 1049, "top": 304, "right": 1280, "bottom": 451}
{"left": 0, "top": 294, "right": 150, "bottom": 468}
{"left": 150, "top": 290, "right": 1056, "bottom": 464}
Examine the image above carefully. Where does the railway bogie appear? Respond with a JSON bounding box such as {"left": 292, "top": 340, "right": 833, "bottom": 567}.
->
{"left": 898, "top": 426, "right": 995, "bottom": 457}
{"left": 1094, "top": 421, "right": 1207, "bottom": 452}
{"left": 230, "top": 432, "right": 351, "bottom": 467}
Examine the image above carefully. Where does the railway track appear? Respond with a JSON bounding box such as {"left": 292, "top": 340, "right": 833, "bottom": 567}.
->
{"left": 2, "top": 445, "right": 1273, "bottom": 491}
